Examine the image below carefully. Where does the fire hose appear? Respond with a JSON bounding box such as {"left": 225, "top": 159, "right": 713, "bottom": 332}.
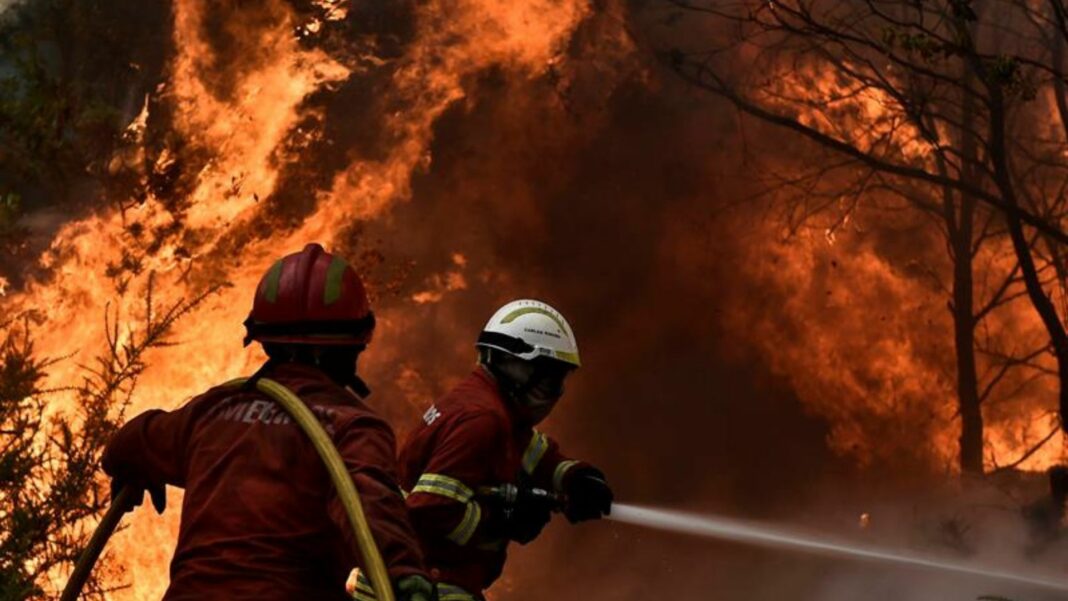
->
{"left": 478, "top": 486, "right": 1068, "bottom": 594}
{"left": 60, "top": 377, "right": 396, "bottom": 601}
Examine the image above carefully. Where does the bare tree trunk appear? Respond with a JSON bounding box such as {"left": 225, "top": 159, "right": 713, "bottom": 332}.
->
{"left": 948, "top": 193, "right": 983, "bottom": 473}
{"left": 935, "top": 146, "right": 982, "bottom": 473}
{"left": 940, "top": 14, "right": 985, "bottom": 473}
{"left": 956, "top": 47, "right": 984, "bottom": 474}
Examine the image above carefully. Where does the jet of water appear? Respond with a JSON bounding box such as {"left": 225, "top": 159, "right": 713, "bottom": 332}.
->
{"left": 609, "top": 503, "right": 1068, "bottom": 592}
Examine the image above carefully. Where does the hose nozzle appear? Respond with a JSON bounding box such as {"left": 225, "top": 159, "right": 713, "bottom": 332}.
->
{"left": 480, "top": 483, "right": 564, "bottom": 511}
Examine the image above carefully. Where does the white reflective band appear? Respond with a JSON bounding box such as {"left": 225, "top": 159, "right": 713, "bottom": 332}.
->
{"left": 522, "top": 431, "right": 549, "bottom": 474}
{"left": 553, "top": 459, "right": 581, "bottom": 492}
{"left": 446, "top": 501, "right": 482, "bottom": 546}
{"left": 411, "top": 473, "right": 474, "bottom": 503}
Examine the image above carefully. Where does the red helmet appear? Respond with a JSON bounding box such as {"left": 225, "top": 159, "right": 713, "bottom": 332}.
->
{"left": 243, "top": 243, "right": 375, "bottom": 346}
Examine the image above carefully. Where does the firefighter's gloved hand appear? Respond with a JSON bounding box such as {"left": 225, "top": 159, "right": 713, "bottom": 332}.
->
{"left": 395, "top": 574, "right": 437, "bottom": 601}
{"left": 487, "top": 485, "right": 555, "bottom": 544}
{"left": 508, "top": 487, "right": 555, "bottom": 544}
{"left": 563, "top": 466, "right": 612, "bottom": 523}
{"left": 110, "top": 477, "right": 166, "bottom": 514}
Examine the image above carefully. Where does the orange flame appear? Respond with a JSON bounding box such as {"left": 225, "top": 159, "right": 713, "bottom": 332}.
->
{"left": 5, "top": 0, "right": 592, "bottom": 597}
{"left": 7, "top": 0, "right": 1067, "bottom": 597}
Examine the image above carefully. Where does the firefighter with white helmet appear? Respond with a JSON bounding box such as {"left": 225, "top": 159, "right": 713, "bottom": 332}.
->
{"left": 352, "top": 299, "right": 613, "bottom": 601}
{"left": 475, "top": 300, "right": 582, "bottom": 419}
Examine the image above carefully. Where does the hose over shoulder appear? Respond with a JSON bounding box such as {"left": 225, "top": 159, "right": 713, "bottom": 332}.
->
{"left": 61, "top": 377, "right": 396, "bottom": 601}
{"left": 226, "top": 377, "right": 396, "bottom": 601}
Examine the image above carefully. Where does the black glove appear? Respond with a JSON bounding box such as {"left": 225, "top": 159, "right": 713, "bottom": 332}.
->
{"left": 487, "top": 484, "right": 556, "bottom": 544}
{"left": 563, "top": 466, "right": 612, "bottom": 524}
{"left": 111, "top": 477, "right": 166, "bottom": 514}
{"left": 395, "top": 574, "right": 437, "bottom": 601}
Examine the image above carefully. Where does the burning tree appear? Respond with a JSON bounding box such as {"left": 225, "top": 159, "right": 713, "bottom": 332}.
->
{"left": 665, "top": 0, "right": 1068, "bottom": 474}
{"left": 0, "top": 278, "right": 211, "bottom": 600}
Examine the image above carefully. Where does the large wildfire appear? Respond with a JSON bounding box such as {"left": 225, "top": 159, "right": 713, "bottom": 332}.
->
{"left": 3, "top": 0, "right": 1068, "bottom": 599}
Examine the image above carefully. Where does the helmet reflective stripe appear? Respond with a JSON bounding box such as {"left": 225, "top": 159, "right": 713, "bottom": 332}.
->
{"left": 262, "top": 260, "right": 284, "bottom": 303}
{"left": 323, "top": 256, "right": 347, "bottom": 305}
{"left": 476, "top": 299, "right": 580, "bottom": 367}
{"left": 500, "top": 306, "right": 568, "bottom": 332}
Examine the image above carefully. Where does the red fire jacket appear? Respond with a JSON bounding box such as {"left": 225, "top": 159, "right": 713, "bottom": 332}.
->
{"left": 397, "top": 368, "right": 589, "bottom": 598}
{"left": 101, "top": 362, "right": 426, "bottom": 601}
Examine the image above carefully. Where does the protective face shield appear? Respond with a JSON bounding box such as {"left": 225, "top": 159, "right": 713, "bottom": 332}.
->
{"left": 493, "top": 354, "right": 574, "bottom": 425}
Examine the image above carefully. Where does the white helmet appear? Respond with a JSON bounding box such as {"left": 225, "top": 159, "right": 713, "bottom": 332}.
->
{"left": 476, "top": 299, "right": 580, "bottom": 367}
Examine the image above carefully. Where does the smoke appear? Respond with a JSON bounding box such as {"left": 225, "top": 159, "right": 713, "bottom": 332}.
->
{"left": 609, "top": 504, "right": 1068, "bottom": 593}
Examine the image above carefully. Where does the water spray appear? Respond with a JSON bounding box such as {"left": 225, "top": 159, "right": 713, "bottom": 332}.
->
{"left": 609, "top": 504, "right": 1068, "bottom": 592}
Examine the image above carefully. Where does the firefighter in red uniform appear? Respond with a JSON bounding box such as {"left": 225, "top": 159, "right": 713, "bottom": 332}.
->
{"left": 353, "top": 299, "right": 613, "bottom": 601}
{"left": 101, "top": 243, "right": 435, "bottom": 601}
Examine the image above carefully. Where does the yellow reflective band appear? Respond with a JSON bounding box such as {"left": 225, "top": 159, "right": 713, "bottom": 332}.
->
{"left": 356, "top": 574, "right": 476, "bottom": 601}
{"left": 262, "top": 260, "right": 284, "bottom": 303}
{"left": 411, "top": 473, "right": 474, "bottom": 503}
{"left": 475, "top": 538, "right": 508, "bottom": 552}
{"left": 354, "top": 572, "right": 376, "bottom": 600}
{"left": 500, "top": 306, "right": 569, "bottom": 333}
{"left": 553, "top": 459, "right": 581, "bottom": 492}
{"left": 438, "top": 584, "right": 477, "bottom": 601}
{"left": 522, "top": 431, "right": 549, "bottom": 474}
{"left": 446, "top": 501, "right": 482, "bottom": 546}
{"left": 553, "top": 349, "right": 581, "bottom": 366}
{"left": 323, "top": 256, "right": 348, "bottom": 305}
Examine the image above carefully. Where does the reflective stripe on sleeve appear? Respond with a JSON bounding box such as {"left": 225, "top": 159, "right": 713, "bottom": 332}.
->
{"left": 438, "top": 584, "right": 477, "bottom": 600}
{"left": 475, "top": 537, "right": 508, "bottom": 552}
{"left": 445, "top": 501, "right": 482, "bottom": 545}
{"left": 355, "top": 573, "right": 477, "bottom": 601}
{"left": 411, "top": 473, "right": 474, "bottom": 503}
{"left": 521, "top": 431, "right": 549, "bottom": 474}
{"left": 353, "top": 572, "right": 376, "bottom": 600}
{"left": 552, "top": 459, "right": 581, "bottom": 492}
